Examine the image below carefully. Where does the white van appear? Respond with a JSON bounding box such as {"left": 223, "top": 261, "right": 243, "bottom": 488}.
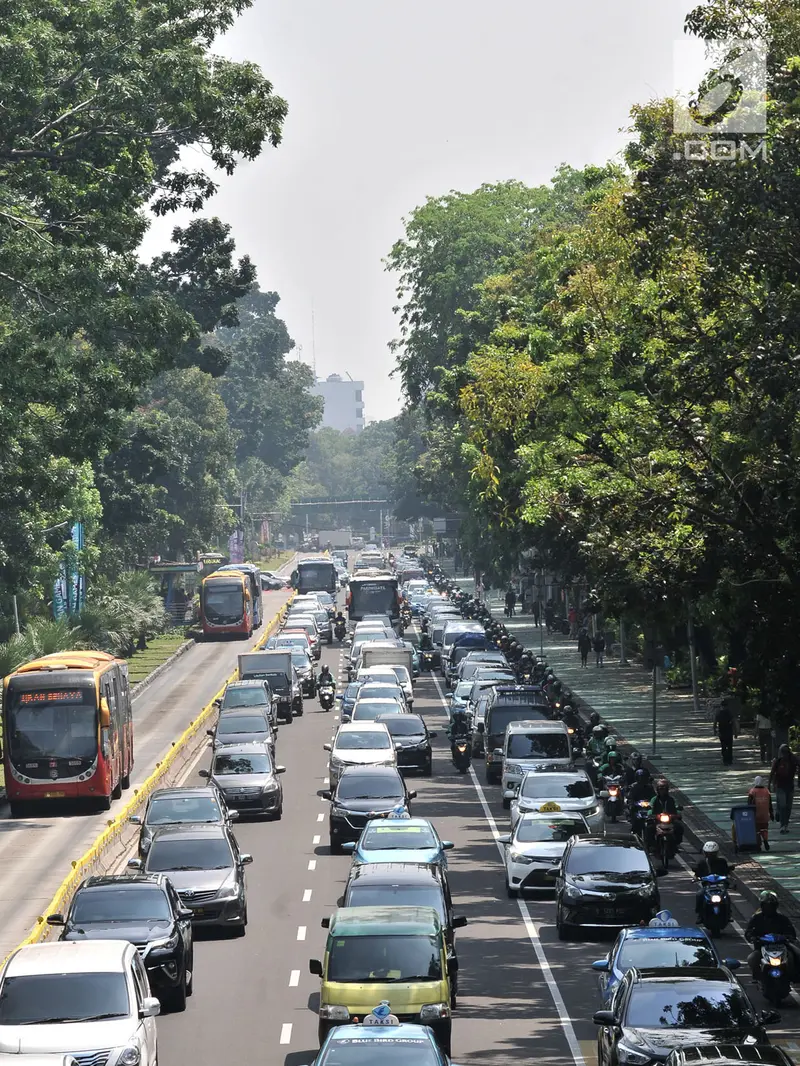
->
{"left": 500, "top": 720, "right": 573, "bottom": 805}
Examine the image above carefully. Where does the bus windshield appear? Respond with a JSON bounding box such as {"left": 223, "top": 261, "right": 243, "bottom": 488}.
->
{"left": 350, "top": 581, "right": 399, "bottom": 619}
{"left": 203, "top": 581, "right": 244, "bottom": 625}
{"left": 7, "top": 688, "right": 98, "bottom": 761}
{"left": 297, "top": 561, "right": 337, "bottom": 593}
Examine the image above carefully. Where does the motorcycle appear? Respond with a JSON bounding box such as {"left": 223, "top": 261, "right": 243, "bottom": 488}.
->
{"left": 334, "top": 620, "right": 347, "bottom": 642}
{"left": 754, "top": 934, "right": 792, "bottom": 1004}
{"left": 630, "top": 799, "right": 651, "bottom": 839}
{"left": 451, "top": 737, "right": 472, "bottom": 774}
{"left": 652, "top": 811, "right": 680, "bottom": 870}
{"left": 696, "top": 873, "right": 732, "bottom": 936}
{"left": 600, "top": 774, "right": 625, "bottom": 823}
{"left": 319, "top": 684, "right": 336, "bottom": 711}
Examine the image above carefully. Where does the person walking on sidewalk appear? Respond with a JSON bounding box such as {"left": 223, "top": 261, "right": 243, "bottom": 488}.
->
{"left": 568, "top": 606, "right": 577, "bottom": 638}
{"left": 532, "top": 599, "right": 540, "bottom": 627}
{"left": 593, "top": 632, "right": 606, "bottom": 667}
{"left": 770, "top": 744, "right": 800, "bottom": 834}
{"left": 544, "top": 600, "right": 555, "bottom": 633}
{"left": 755, "top": 712, "right": 772, "bottom": 764}
{"left": 748, "top": 776, "right": 774, "bottom": 851}
{"left": 504, "top": 586, "right": 517, "bottom": 618}
{"left": 578, "top": 629, "right": 592, "bottom": 668}
{"left": 713, "top": 697, "right": 737, "bottom": 766}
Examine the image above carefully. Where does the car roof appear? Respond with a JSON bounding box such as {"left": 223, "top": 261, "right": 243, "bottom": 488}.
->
{"left": 337, "top": 721, "right": 391, "bottom": 733}
{"left": 376, "top": 713, "right": 425, "bottom": 727}
{"left": 213, "top": 742, "right": 271, "bottom": 755}
{"left": 631, "top": 966, "right": 734, "bottom": 984}
{"left": 570, "top": 835, "right": 645, "bottom": 850}
{"left": 326, "top": 1023, "right": 434, "bottom": 1044}
{"left": 338, "top": 765, "right": 402, "bottom": 778}
{"left": 225, "top": 679, "right": 266, "bottom": 688}
{"left": 355, "top": 698, "right": 404, "bottom": 706}
{"left": 522, "top": 768, "right": 590, "bottom": 783}
{"left": 623, "top": 926, "right": 710, "bottom": 940}
{"left": 149, "top": 786, "right": 218, "bottom": 801}
{"left": 518, "top": 811, "right": 587, "bottom": 823}
{"left": 507, "top": 719, "right": 568, "bottom": 731}
{"left": 349, "top": 862, "right": 441, "bottom": 885}
{"left": 7, "top": 940, "right": 133, "bottom": 976}
{"left": 79, "top": 874, "right": 168, "bottom": 890}
{"left": 363, "top": 817, "right": 434, "bottom": 832}
{"left": 329, "top": 905, "right": 440, "bottom": 936}
{"left": 150, "top": 823, "right": 229, "bottom": 842}
{"left": 670, "top": 1048, "right": 793, "bottom": 1066}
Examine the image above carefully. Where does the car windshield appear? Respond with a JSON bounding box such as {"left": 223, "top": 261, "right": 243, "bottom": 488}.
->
{"left": 360, "top": 686, "right": 404, "bottom": 702}
{"left": 566, "top": 846, "right": 651, "bottom": 877}
{"left": 521, "top": 774, "right": 594, "bottom": 799}
{"left": 361, "top": 824, "right": 437, "bottom": 850}
{"left": 625, "top": 983, "right": 755, "bottom": 1029}
{"left": 336, "top": 731, "right": 393, "bottom": 751}
{"left": 222, "top": 688, "right": 268, "bottom": 708}
{"left": 342, "top": 684, "right": 363, "bottom": 703}
{"left": 214, "top": 752, "right": 271, "bottom": 774}
{"left": 515, "top": 818, "right": 587, "bottom": 843}
{"left": 337, "top": 775, "right": 403, "bottom": 801}
{"left": 352, "top": 702, "right": 403, "bottom": 721}
{"left": 146, "top": 836, "right": 233, "bottom": 872}
{"left": 346, "top": 884, "right": 445, "bottom": 920}
{"left": 327, "top": 934, "right": 442, "bottom": 983}
{"left": 508, "top": 733, "right": 570, "bottom": 759}
{"left": 381, "top": 718, "right": 425, "bottom": 737}
{"left": 0, "top": 973, "right": 130, "bottom": 1024}
{"left": 617, "top": 939, "right": 718, "bottom": 972}
{"left": 217, "top": 716, "right": 269, "bottom": 735}
{"left": 147, "top": 795, "right": 221, "bottom": 825}
{"left": 454, "top": 683, "right": 473, "bottom": 700}
{"left": 388, "top": 667, "right": 411, "bottom": 686}
{"left": 291, "top": 652, "right": 311, "bottom": 670}
{"left": 71, "top": 886, "right": 171, "bottom": 923}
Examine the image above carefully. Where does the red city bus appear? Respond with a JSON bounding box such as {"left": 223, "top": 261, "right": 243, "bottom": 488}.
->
{"left": 3, "top": 651, "right": 134, "bottom": 817}
{"left": 200, "top": 568, "right": 253, "bottom": 639}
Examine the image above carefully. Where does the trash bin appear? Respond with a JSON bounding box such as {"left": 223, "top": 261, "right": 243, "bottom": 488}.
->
{"left": 731, "top": 804, "right": 758, "bottom": 852}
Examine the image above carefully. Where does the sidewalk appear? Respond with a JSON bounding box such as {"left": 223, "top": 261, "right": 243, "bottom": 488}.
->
{"left": 496, "top": 605, "right": 800, "bottom": 916}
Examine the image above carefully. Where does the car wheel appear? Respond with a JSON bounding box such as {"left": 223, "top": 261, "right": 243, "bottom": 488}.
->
{"left": 506, "top": 881, "right": 518, "bottom": 899}
{"left": 330, "top": 836, "right": 343, "bottom": 855}
{"left": 186, "top": 959, "right": 194, "bottom": 997}
{"left": 556, "top": 905, "right": 571, "bottom": 941}
{"left": 282, "top": 714, "right": 293, "bottom": 725}
{"left": 502, "top": 796, "right": 511, "bottom": 810}
{"left": 273, "top": 804, "right": 283, "bottom": 820}
{"left": 423, "top": 760, "right": 433, "bottom": 777}
{"left": 164, "top": 974, "right": 187, "bottom": 1013}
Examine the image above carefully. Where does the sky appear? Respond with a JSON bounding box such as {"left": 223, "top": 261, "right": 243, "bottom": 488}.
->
{"left": 140, "top": 0, "right": 707, "bottom": 421}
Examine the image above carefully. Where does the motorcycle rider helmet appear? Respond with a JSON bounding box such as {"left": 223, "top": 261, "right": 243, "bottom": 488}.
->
{"left": 635, "top": 768, "right": 648, "bottom": 779}
{"left": 589, "top": 712, "right": 601, "bottom": 728}
{"left": 552, "top": 680, "right": 563, "bottom": 695}
{"left": 604, "top": 736, "right": 617, "bottom": 751}
{"left": 655, "top": 777, "right": 669, "bottom": 796}
{"left": 592, "top": 725, "right": 605, "bottom": 739}
{"left": 702, "top": 840, "right": 720, "bottom": 856}
{"left": 628, "top": 750, "right": 643, "bottom": 768}
{"left": 562, "top": 703, "right": 573, "bottom": 716}
{"left": 760, "top": 890, "right": 779, "bottom": 915}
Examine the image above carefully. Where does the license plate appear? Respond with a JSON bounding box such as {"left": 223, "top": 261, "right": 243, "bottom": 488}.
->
{"left": 44, "top": 791, "right": 66, "bottom": 798}
{"left": 193, "top": 908, "right": 206, "bottom": 916}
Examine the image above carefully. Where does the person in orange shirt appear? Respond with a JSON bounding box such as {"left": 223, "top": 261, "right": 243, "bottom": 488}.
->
{"left": 748, "top": 775, "right": 775, "bottom": 851}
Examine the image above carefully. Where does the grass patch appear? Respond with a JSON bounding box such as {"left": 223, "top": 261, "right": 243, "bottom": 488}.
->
{"left": 127, "top": 632, "right": 189, "bottom": 685}
{"left": 258, "top": 550, "right": 294, "bottom": 571}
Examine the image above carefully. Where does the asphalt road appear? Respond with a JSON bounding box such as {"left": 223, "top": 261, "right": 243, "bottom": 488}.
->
{"left": 0, "top": 586, "right": 292, "bottom": 959}
{"left": 150, "top": 615, "right": 800, "bottom": 1066}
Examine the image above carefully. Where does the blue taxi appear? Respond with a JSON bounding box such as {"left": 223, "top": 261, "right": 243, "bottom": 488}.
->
{"left": 341, "top": 817, "right": 453, "bottom": 868}
{"left": 313, "top": 1018, "right": 451, "bottom": 1066}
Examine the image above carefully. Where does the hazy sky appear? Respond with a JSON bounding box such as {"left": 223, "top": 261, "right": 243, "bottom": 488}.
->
{"left": 142, "top": 0, "right": 705, "bottom": 421}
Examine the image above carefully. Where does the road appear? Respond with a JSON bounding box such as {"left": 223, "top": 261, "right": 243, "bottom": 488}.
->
{"left": 0, "top": 586, "right": 292, "bottom": 959}
{"left": 150, "top": 612, "right": 800, "bottom": 1066}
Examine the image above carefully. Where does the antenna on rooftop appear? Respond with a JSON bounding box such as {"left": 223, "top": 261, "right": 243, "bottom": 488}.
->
{"left": 311, "top": 298, "right": 317, "bottom": 378}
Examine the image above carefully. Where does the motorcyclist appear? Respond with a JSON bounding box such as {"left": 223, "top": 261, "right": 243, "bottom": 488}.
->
{"left": 694, "top": 841, "right": 732, "bottom": 918}
{"left": 745, "top": 890, "right": 800, "bottom": 979}
{"left": 628, "top": 768, "right": 654, "bottom": 833}
{"left": 598, "top": 749, "right": 624, "bottom": 782}
{"left": 419, "top": 629, "right": 433, "bottom": 652}
{"left": 448, "top": 707, "right": 471, "bottom": 745}
{"left": 625, "top": 749, "right": 644, "bottom": 786}
{"left": 509, "top": 641, "right": 522, "bottom": 664}
{"left": 647, "top": 778, "right": 684, "bottom": 852}
{"left": 587, "top": 725, "right": 607, "bottom": 761}
{"left": 318, "top": 664, "right": 335, "bottom": 690}
{"left": 519, "top": 651, "right": 534, "bottom": 676}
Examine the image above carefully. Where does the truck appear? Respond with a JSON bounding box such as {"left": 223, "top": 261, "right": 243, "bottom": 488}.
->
{"left": 238, "top": 651, "right": 302, "bottom": 723}
{"left": 318, "top": 530, "right": 353, "bottom": 549}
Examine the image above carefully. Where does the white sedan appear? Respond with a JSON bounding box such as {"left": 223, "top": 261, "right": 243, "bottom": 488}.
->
{"left": 324, "top": 722, "right": 398, "bottom": 783}
{"left": 500, "top": 810, "right": 590, "bottom": 897}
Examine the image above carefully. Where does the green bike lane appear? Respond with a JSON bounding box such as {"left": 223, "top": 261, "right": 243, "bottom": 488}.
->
{"left": 493, "top": 606, "right": 800, "bottom": 911}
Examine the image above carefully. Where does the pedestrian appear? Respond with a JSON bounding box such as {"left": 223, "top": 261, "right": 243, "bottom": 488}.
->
{"left": 769, "top": 744, "right": 800, "bottom": 834}
{"left": 568, "top": 606, "right": 577, "bottom": 639}
{"left": 578, "top": 629, "right": 592, "bottom": 668}
{"left": 532, "top": 599, "right": 540, "bottom": 627}
{"left": 504, "top": 586, "right": 517, "bottom": 618}
{"left": 748, "top": 775, "right": 774, "bottom": 851}
{"left": 593, "top": 632, "right": 606, "bottom": 667}
{"left": 544, "top": 600, "right": 555, "bottom": 633}
{"left": 713, "top": 697, "right": 738, "bottom": 766}
{"left": 755, "top": 711, "right": 772, "bottom": 764}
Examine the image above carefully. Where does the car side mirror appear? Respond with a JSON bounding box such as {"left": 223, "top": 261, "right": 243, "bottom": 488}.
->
{"left": 46, "top": 913, "right": 65, "bottom": 926}
{"left": 452, "top": 915, "right": 468, "bottom": 929}
{"left": 442, "top": 841, "right": 454, "bottom": 850}
{"left": 198, "top": 769, "right": 210, "bottom": 779}
{"left": 320, "top": 789, "right": 332, "bottom": 801}
{"left": 320, "top": 917, "right": 331, "bottom": 929}
{"left": 592, "top": 1010, "right": 617, "bottom": 1026}
{"left": 395, "top": 742, "right": 403, "bottom": 750}
{"left": 498, "top": 834, "right": 511, "bottom": 845}
{"left": 213, "top": 698, "right": 222, "bottom": 709}
{"left": 128, "top": 815, "right": 142, "bottom": 825}
{"left": 407, "top": 791, "right": 417, "bottom": 800}
{"left": 309, "top": 958, "right": 323, "bottom": 976}
{"left": 502, "top": 790, "right": 515, "bottom": 802}
{"left": 141, "top": 996, "right": 161, "bottom": 1019}
{"left": 127, "top": 858, "right": 143, "bottom": 870}
{"left": 179, "top": 908, "right": 193, "bottom": 920}
{"left": 206, "top": 729, "right": 215, "bottom": 738}
{"left": 428, "top": 731, "right": 438, "bottom": 739}
{"left": 276, "top": 765, "right": 286, "bottom": 774}
{"left": 759, "top": 1009, "right": 781, "bottom": 1025}
{"left": 323, "top": 743, "right": 332, "bottom": 752}
{"left": 591, "top": 959, "right": 610, "bottom": 972}
{"left": 545, "top": 867, "right": 560, "bottom": 879}
{"left": 723, "top": 957, "right": 740, "bottom": 970}
{"left": 228, "top": 810, "right": 240, "bottom": 821}
{"left": 239, "top": 853, "right": 254, "bottom": 866}
{"left": 493, "top": 747, "right": 503, "bottom": 757}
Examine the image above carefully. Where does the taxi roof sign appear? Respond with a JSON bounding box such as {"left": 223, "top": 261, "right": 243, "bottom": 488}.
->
{"left": 537, "top": 801, "right": 562, "bottom": 813}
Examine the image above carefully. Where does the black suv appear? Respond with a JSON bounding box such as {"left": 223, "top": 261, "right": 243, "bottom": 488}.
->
{"left": 553, "top": 836, "right": 660, "bottom": 938}
{"left": 130, "top": 785, "right": 236, "bottom": 858}
{"left": 376, "top": 713, "right": 437, "bottom": 775}
{"left": 49, "top": 874, "right": 193, "bottom": 1012}
{"left": 323, "top": 766, "right": 416, "bottom": 852}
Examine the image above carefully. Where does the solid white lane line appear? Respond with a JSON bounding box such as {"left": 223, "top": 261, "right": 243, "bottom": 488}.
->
{"left": 324, "top": 776, "right": 330, "bottom": 784}
{"left": 297, "top": 925, "right": 307, "bottom": 941}
{"left": 317, "top": 813, "right": 325, "bottom": 822}
{"left": 289, "top": 970, "right": 300, "bottom": 987}
{"left": 429, "top": 671, "right": 587, "bottom": 1066}
{"left": 280, "top": 1023, "right": 292, "bottom": 1044}
{"left": 308, "top": 859, "right": 317, "bottom": 871}
{"left": 313, "top": 835, "right": 321, "bottom": 844}
{"left": 303, "top": 889, "right": 313, "bottom": 902}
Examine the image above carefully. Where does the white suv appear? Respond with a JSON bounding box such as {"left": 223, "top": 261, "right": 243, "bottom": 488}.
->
{"left": 324, "top": 722, "right": 398, "bottom": 783}
{"left": 0, "top": 940, "right": 159, "bottom": 1066}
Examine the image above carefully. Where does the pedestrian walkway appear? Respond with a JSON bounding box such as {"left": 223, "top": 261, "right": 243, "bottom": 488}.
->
{"left": 495, "top": 604, "right": 800, "bottom": 910}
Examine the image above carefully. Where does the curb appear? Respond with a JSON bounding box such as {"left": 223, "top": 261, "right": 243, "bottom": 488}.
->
{"left": 131, "top": 638, "right": 195, "bottom": 702}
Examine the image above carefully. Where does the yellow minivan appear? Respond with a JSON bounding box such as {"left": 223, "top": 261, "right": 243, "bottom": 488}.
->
{"left": 309, "top": 905, "right": 452, "bottom": 1053}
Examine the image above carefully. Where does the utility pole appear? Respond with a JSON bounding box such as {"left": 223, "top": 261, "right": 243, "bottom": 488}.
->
{"left": 686, "top": 599, "right": 701, "bottom": 717}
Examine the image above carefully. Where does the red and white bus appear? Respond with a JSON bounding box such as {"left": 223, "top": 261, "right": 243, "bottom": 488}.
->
{"left": 3, "top": 651, "right": 134, "bottom": 817}
{"left": 200, "top": 568, "right": 253, "bottom": 639}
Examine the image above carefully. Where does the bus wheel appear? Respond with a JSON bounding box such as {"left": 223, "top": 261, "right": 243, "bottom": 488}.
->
{"left": 121, "top": 772, "right": 131, "bottom": 790}
{"left": 98, "top": 794, "right": 112, "bottom": 811}
{"left": 112, "top": 779, "right": 122, "bottom": 800}
{"left": 8, "top": 801, "right": 28, "bottom": 819}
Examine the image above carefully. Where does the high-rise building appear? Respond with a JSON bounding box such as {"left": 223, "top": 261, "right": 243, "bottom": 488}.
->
{"left": 311, "top": 373, "right": 365, "bottom": 434}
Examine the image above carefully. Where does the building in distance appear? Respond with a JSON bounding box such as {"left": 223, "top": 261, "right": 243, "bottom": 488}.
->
{"left": 311, "top": 373, "right": 365, "bottom": 434}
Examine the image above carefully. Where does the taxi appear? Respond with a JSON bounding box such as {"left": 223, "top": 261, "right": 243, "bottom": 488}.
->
{"left": 312, "top": 1015, "right": 451, "bottom": 1065}
{"left": 342, "top": 818, "right": 454, "bottom": 868}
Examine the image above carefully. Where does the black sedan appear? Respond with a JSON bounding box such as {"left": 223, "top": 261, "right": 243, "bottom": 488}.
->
{"left": 130, "top": 785, "right": 237, "bottom": 858}
{"left": 552, "top": 836, "right": 660, "bottom": 939}
{"left": 376, "top": 713, "right": 437, "bottom": 775}
{"left": 49, "top": 874, "right": 193, "bottom": 1012}
{"left": 323, "top": 766, "right": 416, "bottom": 853}
{"left": 594, "top": 967, "right": 779, "bottom": 1066}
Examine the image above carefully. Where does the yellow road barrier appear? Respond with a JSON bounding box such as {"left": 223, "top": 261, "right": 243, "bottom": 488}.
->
{"left": 4, "top": 592, "right": 295, "bottom": 962}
